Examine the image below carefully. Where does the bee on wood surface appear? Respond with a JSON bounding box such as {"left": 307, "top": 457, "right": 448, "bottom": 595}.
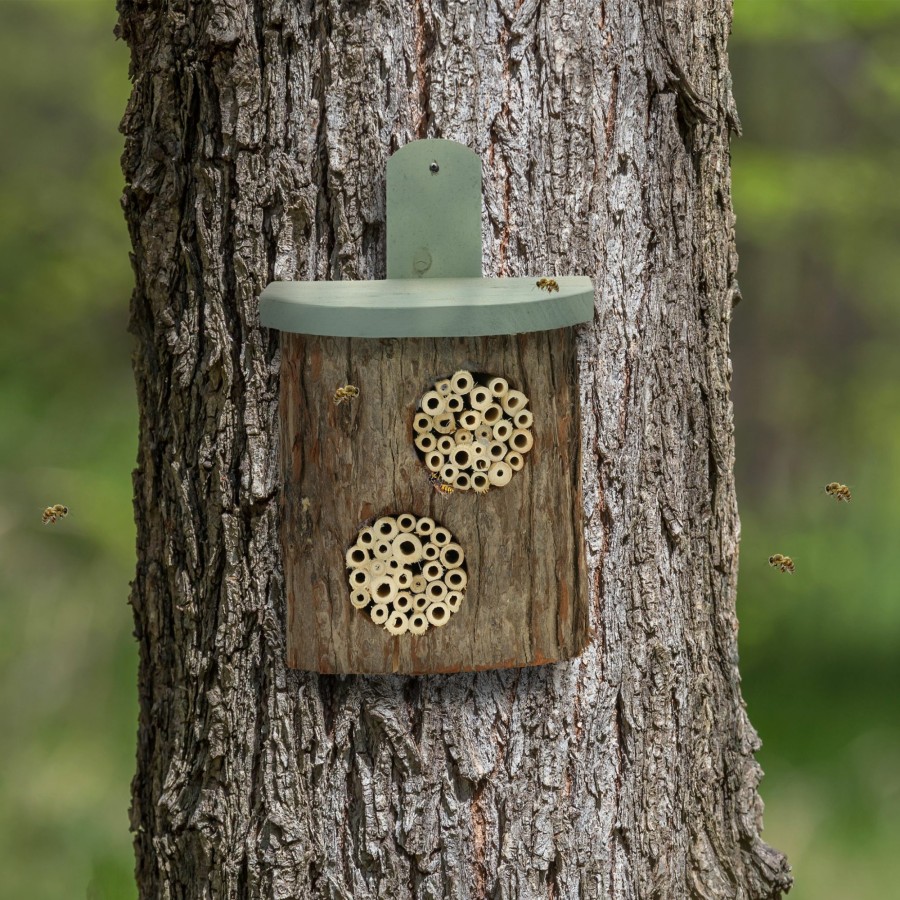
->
{"left": 536, "top": 278, "right": 559, "bottom": 293}
{"left": 768, "top": 554, "right": 795, "bottom": 574}
{"left": 825, "top": 482, "right": 851, "bottom": 502}
{"left": 427, "top": 472, "right": 454, "bottom": 495}
{"left": 333, "top": 384, "right": 359, "bottom": 405}
{"left": 42, "top": 504, "right": 68, "bottom": 525}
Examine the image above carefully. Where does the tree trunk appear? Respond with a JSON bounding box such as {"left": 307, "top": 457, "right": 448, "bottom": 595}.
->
{"left": 118, "top": 0, "right": 792, "bottom": 896}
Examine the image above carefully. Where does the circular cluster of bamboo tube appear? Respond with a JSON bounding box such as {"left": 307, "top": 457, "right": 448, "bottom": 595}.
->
{"left": 413, "top": 370, "right": 534, "bottom": 492}
{"left": 346, "top": 514, "right": 467, "bottom": 635}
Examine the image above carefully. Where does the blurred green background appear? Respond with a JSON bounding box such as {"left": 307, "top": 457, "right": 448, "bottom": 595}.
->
{"left": 0, "top": 1, "right": 896, "bottom": 898}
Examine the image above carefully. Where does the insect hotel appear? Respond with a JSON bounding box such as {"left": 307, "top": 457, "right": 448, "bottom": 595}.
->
{"left": 260, "top": 139, "right": 593, "bottom": 674}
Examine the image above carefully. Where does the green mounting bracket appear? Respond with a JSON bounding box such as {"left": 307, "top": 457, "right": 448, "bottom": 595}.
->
{"left": 258, "top": 139, "right": 594, "bottom": 337}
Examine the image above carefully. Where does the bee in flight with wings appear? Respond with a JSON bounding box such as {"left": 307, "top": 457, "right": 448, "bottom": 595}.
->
{"left": 42, "top": 504, "right": 68, "bottom": 525}
{"left": 825, "top": 482, "right": 851, "bottom": 502}
{"left": 536, "top": 278, "right": 559, "bottom": 294}
{"left": 768, "top": 553, "right": 795, "bottom": 574}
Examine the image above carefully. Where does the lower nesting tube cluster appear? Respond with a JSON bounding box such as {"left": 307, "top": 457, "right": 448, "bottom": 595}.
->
{"left": 346, "top": 513, "right": 467, "bottom": 635}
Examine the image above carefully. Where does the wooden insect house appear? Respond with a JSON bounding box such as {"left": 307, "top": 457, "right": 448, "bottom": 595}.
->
{"left": 260, "top": 139, "right": 593, "bottom": 674}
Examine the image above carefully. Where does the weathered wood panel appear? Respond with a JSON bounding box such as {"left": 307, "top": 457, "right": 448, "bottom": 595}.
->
{"left": 281, "top": 328, "right": 588, "bottom": 673}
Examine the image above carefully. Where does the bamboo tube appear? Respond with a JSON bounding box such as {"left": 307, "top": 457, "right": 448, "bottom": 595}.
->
{"left": 488, "top": 461, "right": 513, "bottom": 487}
{"left": 473, "top": 456, "right": 490, "bottom": 472}
{"left": 471, "top": 472, "right": 490, "bottom": 493}
{"left": 431, "top": 527, "right": 451, "bottom": 547}
{"left": 426, "top": 601, "right": 451, "bottom": 626}
{"left": 454, "top": 429, "right": 473, "bottom": 444}
{"left": 391, "top": 532, "right": 424, "bottom": 564}
{"left": 481, "top": 403, "right": 503, "bottom": 425}
{"left": 414, "top": 516, "right": 435, "bottom": 535}
{"left": 371, "top": 605, "right": 389, "bottom": 625}
{"left": 510, "top": 428, "right": 534, "bottom": 453}
{"left": 394, "top": 591, "right": 412, "bottom": 613}
{"left": 423, "top": 560, "right": 444, "bottom": 582}
{"left": 505, "top": 450, "right": 525, "bottom": 471}
{"left": 470, "top": 441, "right": 486, "bottom": 458}
{"left": 397, "top": 513, "right": 417, "bottom": 533}
{"left": 435, "top": 378, "right": 452, "bottom": 396}
{"left": 374, "top": 516, "right": 399, "bottom": 540}
{"left": 350, "top": 590, "right": 370, "bottom": 609}
{"left": 413, "top": 412, "right": 433, "bottom": 433}
{"left": 425, "top": 450, "right": 445, "bottom": 472}
{"left": 451, "top": 445, "right": 472, "bottom": 469}
{"left": 411, "top": 575, "right": 427, "bottom": 593}
{"left": 433, "top": 412, "right": 456, "bottom": 434}
{"left": 475, "top": 424, "right": 493, "bottom": 441}
{"left": 369, "top": 560, "right": 386, "bottom": 576}
{"left": 492, "top": 420, "right": 513, "bottom": 442}
{"left": 436, "top": 435, "right": 456, "bottom": 455}
{"left": 373, "top": 540, "right": 394, "bottom": 561}
{"left": 349, "top": 568, "right": 370, "bottom": 589}
{"left": 385, "top": 611, "right": 409, "bottom": 635}
{"left": 445, "top": 591, "right": 463, "bottom": 612}
{"left": 458, "top": 409, "right": 481, "bottom": 430}
{"left": 513, "top": 409, "right": 534, "bottom": 429}
{"left": 395, "top": 568, "right": 413, "bottom": 589}
{"left": 439, "top": 543, "right": 465, "bottom": 568}
{"left": 420, "top": 390, "right": 445, "bottom": 415}
{"left": 345, "top": 546, "right": 370, "bottom": 569}
{"left": 488, "top": 441, "right": 506, "bottom": 461}
{"left": 415, "top": 432, "right": 436, "bottom": 453}
{"left": 445, "top": 394, "right": 464, "bottom": 412}
{"left": 387, "top": 558, "right": 401, "bottom": 572}
{"left": 412, "top": 593, "right": 429, "bottom": 612}
{"left": 444, "top": 567, "right": 468, "bottom": 591}
{"left": 422, "top": 542, "right": 440, "bottom": 560}
{"left": 469, "top": 385, "right": 492, "bottom": 410}
{"left": 487, "top": 376, "right": 509, "bottom": 397}
{"left": 369, "top": 574, "right": 396, "bottom": 604}
{"left": 356, "top": 526, "right": 375, "bottom": 548}
{"left": 454, "top": 472, "right": 471, "bottom": 492}
{"left": 439, "top": 463, "right": 458, "bottom": 484}
{"left": 501, "top": 390, "right": 528, "bottom": 415}
{"left": 450, "top": 369, "right": 475, "bottom": 395}
{"left": 426, "top": 580, "right": 447, "bottom": 602}
{"left": 408, "top": 613, "right": 429, "bottom": 636}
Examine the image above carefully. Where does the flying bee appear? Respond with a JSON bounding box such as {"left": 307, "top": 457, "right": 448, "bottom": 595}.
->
{"left": 825, "top": 482, "right": 851, "bottom": 502}
{"left": 768, "top": 554, "right": 794, "bottom": 574}
{"left": 426, "top": 472, "right": 454, "bottom": 495}
{"left": 536, "top": 278, "right": 559, "bottom": 293}
{"left": 42, "top": 504, "right": 68, "bottom": 525}
{"left": 333, "top": 384, "right": 360, "bottom": 405}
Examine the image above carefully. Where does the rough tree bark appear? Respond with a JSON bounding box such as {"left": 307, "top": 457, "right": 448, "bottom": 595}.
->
{"left": 118, "top": 0, "right": 792, "bottom": 897}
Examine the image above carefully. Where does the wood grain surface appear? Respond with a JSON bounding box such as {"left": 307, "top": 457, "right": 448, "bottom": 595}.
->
{"left": 281, "top": 328, "right": 588, "bottom": 673}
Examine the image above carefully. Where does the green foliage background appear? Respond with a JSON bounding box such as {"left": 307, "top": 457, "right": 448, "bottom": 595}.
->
{"left": 0, "top": 1, "right": 896, "bottom": 897}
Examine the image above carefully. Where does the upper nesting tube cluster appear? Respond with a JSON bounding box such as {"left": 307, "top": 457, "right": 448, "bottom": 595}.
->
{"left": 413, "top": 369, "right": 534, "bottom": 493}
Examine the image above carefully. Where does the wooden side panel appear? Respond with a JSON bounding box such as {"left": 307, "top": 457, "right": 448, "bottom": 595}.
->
{"left": 280, "top": 330, "right": 588, "bottom": 673}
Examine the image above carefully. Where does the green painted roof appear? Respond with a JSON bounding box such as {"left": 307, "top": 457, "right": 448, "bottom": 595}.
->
{"left": 258, "top": 276, "right": 594, "bottom": 338}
